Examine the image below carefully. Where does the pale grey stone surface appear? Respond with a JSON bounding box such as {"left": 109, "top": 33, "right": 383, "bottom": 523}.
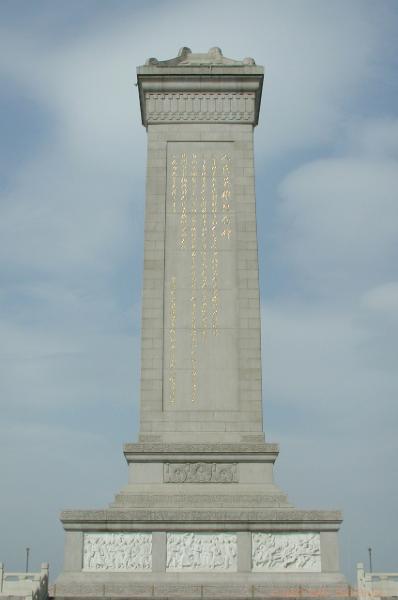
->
{"left": 237, "top": 532, "right": 251, "bottom": 573}
{"left": 54, "top": 48, "right": 348, "bottom": 599}
{"left": 63, "top": 532, "right": 83, "bottom": 572}
{"left": 320, "top": 532, "right": 341, "bottom": 573}
{"left": 152, "top": 532, "right": 166, "bottom": 573}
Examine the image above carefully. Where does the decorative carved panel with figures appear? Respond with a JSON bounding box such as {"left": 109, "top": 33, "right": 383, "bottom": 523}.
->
{"left": 252, "top": 533, "right": 321, "bottom": 572}
{"left": 83, "top": 533, "right": 152, "bottom": 571}
{"left": 167, "top": 532, "right": 237, "bottom": 571}
{"left": 164, "top": 462, "right": 238, "bottom": 483}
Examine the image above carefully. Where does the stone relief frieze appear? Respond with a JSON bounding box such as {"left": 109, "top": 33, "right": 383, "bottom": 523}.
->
{"left": 83, "top": 533, "right": 152, "bottom": 571}
{"left": 252, "top": 533, "right": 321, "bottom": 572}
{"left": 164, "top": 462, "right": 238, "bottom": 483}
{"left": 167, "top": 533, "right": 237, "bottom": 571}
{"left": 145, "top": 92, "right": 255, "bottom": 123}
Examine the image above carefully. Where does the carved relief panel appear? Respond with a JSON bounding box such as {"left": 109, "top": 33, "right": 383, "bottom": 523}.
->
{"left": 83, "top": 533, "right": 152, "bottom": 571}
{"left": 164, "top": 462, "right": 238, "bottom": 483}
{"left": 145, "top": 92, "right": 255, "bottom": 123}
{"left": 252, "top": 533, "right": 321, "bottom": 572}
{"left": 167, "top": 532, "right": 237, "bottom": 571}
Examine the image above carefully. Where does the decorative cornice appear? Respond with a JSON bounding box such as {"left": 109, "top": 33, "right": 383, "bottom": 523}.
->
{"left": 137, "top": 48, "right": 264, "bottom": 127}
{"left": 144, "top": 92, "right": 255, "bottom": 124}
{"left": 123, "top": 442, "right": 278, "bottom": 453}
{"left": 61, "top": 508, "right": 343, "bottom": 529}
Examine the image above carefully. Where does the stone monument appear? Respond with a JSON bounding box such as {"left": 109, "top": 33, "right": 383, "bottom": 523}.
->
{"left": 54, "top": 47, "right": 348, "bottom": 600}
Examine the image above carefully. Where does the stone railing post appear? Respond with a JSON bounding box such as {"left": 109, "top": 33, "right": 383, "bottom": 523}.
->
{"left": 357, "top": 562, "right": 372, "bottom": 600}
{"left": 0, "top": 562, "right": 4, "bottom": 592}
{"left": 40, "top": 563, "right": 49, "bottom": 600}
{"left": 357, "top": 562, "right": 365, "bottom": 600}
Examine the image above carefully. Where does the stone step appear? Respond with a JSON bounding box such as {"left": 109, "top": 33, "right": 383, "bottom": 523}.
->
{"left": 53, "top": 581, "right": 352, "bottom": 600}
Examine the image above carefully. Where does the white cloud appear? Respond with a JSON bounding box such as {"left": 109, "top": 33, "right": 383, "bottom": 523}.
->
{"left": 346, "top": 118, "right": 398, "bottom": 159}
{"left": 276, "top": 157, "right": 398, "bottom": 290}
{"left": 262, "top": 302, "right": 398, "bottom": 418}
{"left": 0, "top": 317, "right": 140, "bottom": 409}
{"left": 361, "top": 282, "right": 398, "bottom": 314}
{"left": 0, "top": 150, "right": 144, "bottom": 272}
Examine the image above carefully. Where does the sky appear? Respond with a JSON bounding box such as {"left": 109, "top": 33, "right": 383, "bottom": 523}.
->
{"left": 0, "top": 0, "right": 397, "bottom": 585}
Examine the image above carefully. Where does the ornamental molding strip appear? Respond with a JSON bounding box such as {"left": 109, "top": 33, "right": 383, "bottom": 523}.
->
{"left": 83, "top": 533, "right": 152, "bottom": 571}
{"left": 144, "top": 92, "right": 255, "bottom": 123}
{"left": 166, "top": 532, "right": 237, "bottom": 571}
{"left": 164, "top": 462, "right": 238, "bottom": 483}
{"left": 252, "top": 533, "right": 321, "bottom": 572}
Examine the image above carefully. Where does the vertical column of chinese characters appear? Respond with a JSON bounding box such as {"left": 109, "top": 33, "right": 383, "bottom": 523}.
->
{"left": 168, "top": 155, "right": 179, "bottom": 404}
{"left": 200, "top": 157, "right": 208, "bottom": 338}
{"left": 191, "top": 153, "right": 198, "bottom": 402}
{"left": 211, "top": 158, "right": 219, "bottom": 336}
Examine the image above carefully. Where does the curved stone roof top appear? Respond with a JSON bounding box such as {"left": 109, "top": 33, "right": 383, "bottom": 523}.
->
{"left": 145, "top": 47, "right": 256, "bottom": 67}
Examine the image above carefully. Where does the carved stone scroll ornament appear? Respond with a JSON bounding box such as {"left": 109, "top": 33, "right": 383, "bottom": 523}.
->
{"left": 166, "top": 533, "right": 237, "bottom": 571}
{"left": 83, "top": 533, "right": 152, "bottom": 571}
{"left": 164, "top": 462, "right": 238, "bottom": 483}
{"left": 252, "top": 533, "right": 321, "bottom": 572}
{"left": 145, "top": 47, "right": 256, "bottom": 67}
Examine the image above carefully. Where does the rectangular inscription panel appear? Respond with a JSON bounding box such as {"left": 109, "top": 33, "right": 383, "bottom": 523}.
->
{"left": 164, "top": 142, "right": 238, "bottom": 411}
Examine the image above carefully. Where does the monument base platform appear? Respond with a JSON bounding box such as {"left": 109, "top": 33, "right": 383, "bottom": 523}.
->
{"left": 55, "top": 443, "right": 348, "bottom": 600}
{"left": 54, "top": 573, "right": 350, "bottom": 600}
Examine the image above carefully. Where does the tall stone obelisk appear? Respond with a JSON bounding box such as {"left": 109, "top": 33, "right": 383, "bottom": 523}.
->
{"left": 55, "top": 48, "right": 348, "bottom": 600}
{"left": 138, "top": 47, "right": 264, "bottom": 444}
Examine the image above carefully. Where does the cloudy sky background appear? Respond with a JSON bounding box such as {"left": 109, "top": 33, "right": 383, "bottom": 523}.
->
{"left": 0, "top": 0, "right": 397, "bottom": 584}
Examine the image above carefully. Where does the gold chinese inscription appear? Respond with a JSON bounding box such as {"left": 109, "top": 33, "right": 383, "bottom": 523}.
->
{"left": 168, "top": 151, "right": 233, "bottom": 404}
{"left": 168, "top": 275, "right": 177, "bottom": 404}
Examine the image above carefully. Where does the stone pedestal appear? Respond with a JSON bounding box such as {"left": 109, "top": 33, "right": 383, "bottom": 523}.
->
{"left": 54, "top": 48, "right": 348, "bottom": 600}
{"left": 55, "top": 442, "right": 346, "bottom": 598}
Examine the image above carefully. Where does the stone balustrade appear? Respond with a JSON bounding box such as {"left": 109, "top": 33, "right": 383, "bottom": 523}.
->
{"left": 0, "top": 563, "right": 48, "bottom": 600}
{"left": 357, "top": 562, "right": 398, "bottom": 600}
